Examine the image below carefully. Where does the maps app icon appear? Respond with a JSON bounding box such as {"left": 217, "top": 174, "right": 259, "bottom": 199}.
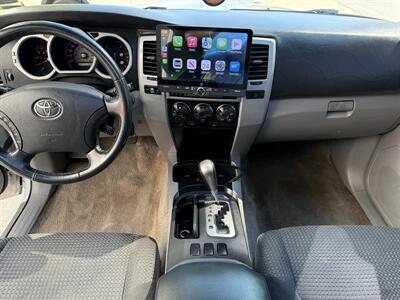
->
{"left": 231, "top": 39, "right": 242, "bottom": 50}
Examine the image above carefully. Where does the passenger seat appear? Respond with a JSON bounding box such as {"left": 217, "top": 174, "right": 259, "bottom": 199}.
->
{"left": 255, "top": 225, "right": 400, "bottom": 299}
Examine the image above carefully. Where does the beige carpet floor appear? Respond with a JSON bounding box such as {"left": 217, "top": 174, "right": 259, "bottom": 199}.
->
{"left": 31, "top": 137, "right": 169, "bottom": 258}
{"left": 243, "top": 141, "right": 370, "bottom": 254}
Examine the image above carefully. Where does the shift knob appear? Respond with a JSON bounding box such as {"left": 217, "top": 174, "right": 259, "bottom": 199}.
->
{"left": 199, "top": 159, "right": 219, "bottom": 202}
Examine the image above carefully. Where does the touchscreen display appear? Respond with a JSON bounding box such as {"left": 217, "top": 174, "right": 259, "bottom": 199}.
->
{"left": 157, "top": 26, "right": 252, "bottom": 89}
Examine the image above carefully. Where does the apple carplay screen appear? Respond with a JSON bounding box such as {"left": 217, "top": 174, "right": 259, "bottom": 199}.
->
{"left": 157, "top": 26, "right": 252, "bottom": 89}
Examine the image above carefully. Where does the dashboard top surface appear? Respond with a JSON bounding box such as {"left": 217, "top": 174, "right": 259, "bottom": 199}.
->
{"left": 0, "top": 4, "right": 399, "bottom": 99}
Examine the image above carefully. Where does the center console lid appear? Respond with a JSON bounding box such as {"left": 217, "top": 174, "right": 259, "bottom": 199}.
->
{"left": 156, "top": 262, "right": 270, "bottom": 300}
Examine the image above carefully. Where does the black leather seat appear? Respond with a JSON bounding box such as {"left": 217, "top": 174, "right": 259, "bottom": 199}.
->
{"left": 0, "top": 232, "right": 159, "bottom": 300}
{"left": 255, "top": 225, "right": 400, "bottom": 300}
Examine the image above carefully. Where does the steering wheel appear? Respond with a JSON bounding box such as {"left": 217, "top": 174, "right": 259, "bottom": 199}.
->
{"left": 0, "top": 21, "right": 132, "bottom": 184}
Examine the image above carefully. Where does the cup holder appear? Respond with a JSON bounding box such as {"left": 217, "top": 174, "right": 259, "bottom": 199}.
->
{"left": 179, "top": 229, "right": 191, "bottom": 238}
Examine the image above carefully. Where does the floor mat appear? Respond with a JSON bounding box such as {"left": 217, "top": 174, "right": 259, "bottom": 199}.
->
{"left": 243, "top": 141, "right": 370, "bottom": 252}
{"left": 31, "top": 137, "right": 169, "bottom": 258}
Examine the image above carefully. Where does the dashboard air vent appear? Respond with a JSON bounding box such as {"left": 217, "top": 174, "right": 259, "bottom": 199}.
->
{"left": 248, "top": 44, "right": 269, "bottom": 80}
{"left": 143, "top": 40, "right": 157, "bottom": 76}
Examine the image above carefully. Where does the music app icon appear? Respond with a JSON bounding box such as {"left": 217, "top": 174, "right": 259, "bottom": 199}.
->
{"left": 187, "top": 36, "right": 198, "bottom": 48}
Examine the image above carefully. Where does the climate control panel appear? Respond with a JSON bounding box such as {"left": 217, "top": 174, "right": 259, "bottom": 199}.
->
{"left": 168, "top": 99, "right": 238, "bottom": 128}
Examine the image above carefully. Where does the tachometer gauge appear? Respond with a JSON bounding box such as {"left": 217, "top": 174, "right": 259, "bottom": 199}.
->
{"left": 12, "top": 36, "right": 55, "bottom": 80}
{"left": 32, "top": 43, "right": 53, "bottom": 76}
{"left": 65, "top": 41, "right": 95, "bottom": 71}
{"left": 95, "top": 34, "right": 132, "bottom": 79}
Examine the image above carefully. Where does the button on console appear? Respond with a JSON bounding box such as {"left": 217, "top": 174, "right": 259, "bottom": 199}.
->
{"left": 217, "top": 243, "right": 228, "bottom": 256}
{"left": 190, "top": 243, "right": 201, "bottom": 256}
{"left": 204, "top": 243, "right": 214, "bottom": 256}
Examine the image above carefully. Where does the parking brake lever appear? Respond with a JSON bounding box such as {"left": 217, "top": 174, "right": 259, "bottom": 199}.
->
{"left": 199, "top": 159, "right": 219, "bottom": 202}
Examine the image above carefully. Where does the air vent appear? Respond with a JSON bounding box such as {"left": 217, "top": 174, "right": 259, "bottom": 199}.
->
{"left": 248, "top": 43, "right": 269, "bottom": 80}
{"left": 143, "top": 40, "right": 157, "bottom": 76}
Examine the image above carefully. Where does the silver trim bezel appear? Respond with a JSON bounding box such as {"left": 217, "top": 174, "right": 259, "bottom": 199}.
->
{"left": 11, "top": 34, "right": 56, "bottom": 81}
{"left": 47, "top": 35, "right": 97, "bottom": 74}
{"left": 93, "top": 32, "right": 133, "bottom": 79}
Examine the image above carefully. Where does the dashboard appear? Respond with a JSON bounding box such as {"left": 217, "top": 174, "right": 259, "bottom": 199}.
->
{"left": 11, "top": 31, "right": 133, "bottom": 81}
{"left": 0, "top": 4, "right": 399, "bottom": 156}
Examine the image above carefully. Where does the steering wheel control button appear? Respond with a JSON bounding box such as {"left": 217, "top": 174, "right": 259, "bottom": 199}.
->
{"left": 33, "top": 99, "right": 63, "bottom": 120}
{"left": 190, "top": 243, "right": 201, "bottom": 256}
{"left": 204, "top": 243, "right": 214, "bottom": 256}
{"left": 0, "top": 111, "right": 22, "bottom": 149}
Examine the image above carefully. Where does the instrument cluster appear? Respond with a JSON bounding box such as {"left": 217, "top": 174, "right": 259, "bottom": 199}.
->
{"left": 11, "top": 31, "right": 132, "bottom": 80}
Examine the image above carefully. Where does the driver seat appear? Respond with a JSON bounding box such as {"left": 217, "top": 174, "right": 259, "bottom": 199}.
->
{"left": 0, "top": 232, "right": 159, "bottom": 300}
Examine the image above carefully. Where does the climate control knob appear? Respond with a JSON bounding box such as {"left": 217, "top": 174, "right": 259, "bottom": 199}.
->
{"left": 216, "top": 104, "right": 236, "bottom": 123}
{"left": 171, "top": 102, "right": 191, "bottom": 121}
{"left": 193, "top": 103, "right": 213, "bottom": 123}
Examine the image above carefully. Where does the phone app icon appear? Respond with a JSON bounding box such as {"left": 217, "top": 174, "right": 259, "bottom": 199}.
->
{"left": 215, "top": 60, "right": 226, "bottom": 72}
{"left": 229, "top": 61, "right": 240, "bottom": 73}
{"left": 162, "top": 52, "right": 168, "bottom": 58}
{"left": 201, "top": 60, "right": 211, "bottom": 71}
{"left": 216, "top": 38, "right": 228, "bottom": 50}
{"left": 162, "top": 46, "right": 168, "bottom": 52}
{"left": 202, "top": 37, "right": 212, "bottom": 49}
{"left": 187, "top": 36, "right": 198, "bottom": 48}
{"left": 173, "top": 36, "right": 183, "bottom": 47}
{"left": 162, "top": 58, "right": 168, "bottom": 65}
{"left": 172, "top": 58, "right": 182, "bottom": 69}
{"left": 187, "top": 59, "right": 197, "bottom": 70}
{"left": 231, "top": 39, "right": 242, "bottom": 50}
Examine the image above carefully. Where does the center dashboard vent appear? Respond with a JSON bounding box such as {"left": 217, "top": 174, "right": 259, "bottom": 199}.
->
{"left": 248, "top": 43, "right": 269, "bottom": 80}
{"left": 143, "top": 40, "right": 157, "bottom": 76}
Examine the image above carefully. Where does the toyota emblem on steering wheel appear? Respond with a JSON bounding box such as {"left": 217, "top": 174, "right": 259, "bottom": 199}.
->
{"left": 33, "top": 99, "right": 63, "bottom": 120}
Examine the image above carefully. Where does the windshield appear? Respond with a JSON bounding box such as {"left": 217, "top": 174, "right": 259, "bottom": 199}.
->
{"left": 4, "top": 0, "right": 400, "bottom": 22}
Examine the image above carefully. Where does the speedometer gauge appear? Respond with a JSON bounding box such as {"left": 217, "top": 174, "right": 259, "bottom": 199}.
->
{"left": 48, "top": 36, "right": 96, "bottom": 73}
{"left": 65, "top": 41, "right": 95, "bottom": 71}
{"left": 95, "top": 34, "right": 132, "bottom": 79}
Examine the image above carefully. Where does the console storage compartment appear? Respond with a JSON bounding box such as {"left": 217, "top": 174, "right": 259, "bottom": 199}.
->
{"left": 156, "top": 262, "right": 269, "bottom": 300}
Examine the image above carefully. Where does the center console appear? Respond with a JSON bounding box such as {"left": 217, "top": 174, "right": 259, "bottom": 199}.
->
{"left": 155, "top": 25, "right": 253, "bottom": 268}
{"left": 145, "top": 25, "right": 273, "bottom": 299}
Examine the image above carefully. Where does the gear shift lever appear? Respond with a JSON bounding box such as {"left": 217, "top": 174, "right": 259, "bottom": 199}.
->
{"left": 199, "top": 159, "right": 219, "bottom": 202}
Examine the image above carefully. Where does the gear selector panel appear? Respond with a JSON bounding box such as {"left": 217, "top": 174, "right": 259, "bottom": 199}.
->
{"left": 205, "top": 200, "right": 235, "bottom": 238}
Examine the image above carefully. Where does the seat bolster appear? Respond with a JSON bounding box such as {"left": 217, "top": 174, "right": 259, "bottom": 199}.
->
{"left": 123, "top": 237, "right": 160, "bottom": 300}
{"left": 255, "top": 231, "right": 298, "bottom": 300}
{"left": 0, "top": 238, "right": 9, "bottom": 252}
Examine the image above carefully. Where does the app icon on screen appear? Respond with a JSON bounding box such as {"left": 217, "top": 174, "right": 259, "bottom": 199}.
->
{"left": 162, "top": 46, "right": 168, "bottom": 52}
{"left": 201, "top": 60, "right": 211, "bottom": 71}
{"left": 216, "top": 38, "right": 228, "bottom": 50}
{"left": 229, "top": 61, "right": 241, "bottom": 73}
{"left": 173, "top": 36, "right": 183, "bottom": 47}
{"left": 162, "top": 58, "right": 168, "bottom": 65}
{"left": 231, "top": 39, "right": 242, "bottom": 50}
{"left": 187, "top": 59, "right": 197, "bottom": 70}
{"left": 162, "top": 52, "right": 168, "bottom": 58}
{"left": 215, "top": 60, "right": 226, "bottom": 72}
{"left": 187, "top": 36, "right": 198, "bottom": 48}
{"left": 202, "top": 37, "right": 212, "bottom": 49}
{"left": 172, "top": 58, "right": 183, "bottom": 69}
